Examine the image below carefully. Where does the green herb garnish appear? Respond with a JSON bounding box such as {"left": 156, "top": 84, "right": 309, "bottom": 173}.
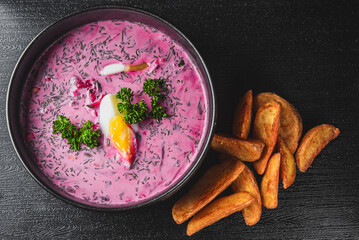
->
{"left": 178, "top": 59, "right": 185, "bottom": 67}
{"left": 116, "top": 88, "right": 149, "bottom": 124}
{"left": 116, "top": 87, "right": 134, "bottom": 103}
{"left": 143, "top": 78, "right": 168, "bottom": 100}
{"left": 52, "top": 115, "right": 100, "bottom": 151}
{"left": 115, "top": 78, "right": 169, "bottom": 124}
{"left": 143, "top": 78, "right": 169, "bottom": 121}
{"left": 79, "top": 121, "right": 101, "bottom": 149}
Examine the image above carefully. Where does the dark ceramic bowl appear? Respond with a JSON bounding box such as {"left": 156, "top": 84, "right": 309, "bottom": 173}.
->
{"left": 6, "top": 6, "right": 216, "bottom": 211}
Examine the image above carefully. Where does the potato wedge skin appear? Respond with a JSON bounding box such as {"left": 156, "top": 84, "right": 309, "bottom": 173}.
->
{"left": 295, "top": 124, "right": 340, "bottom": 172}
{"left": 253, "top": 101, "right": 281, "bottom": 174}
{"left": 261, "top": 153, "right": 281, "bottom": 209}
{"left": 231, "top": 164, "right": 262, "bottom": 225}
{"left": 210, "top": 134, "right": 264, "bottom": 162}
{"left": 232, "top": 90, "right": 253, "bottom": 140}
{"left": 277, "top": 135, "right": 296, "bottom": 189}
{"left": 172, "top": 159, "right": 245, "bottom": 224}
{"left": 186, "top": 192, "right": 254, "bottom": 236}
{"left": 254, "top": 92, "right": 302, "bottom": 154}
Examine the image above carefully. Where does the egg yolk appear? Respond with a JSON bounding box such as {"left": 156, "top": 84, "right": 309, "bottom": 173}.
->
{"left": 109, "top": 115, "right": 135, "bottom": 160}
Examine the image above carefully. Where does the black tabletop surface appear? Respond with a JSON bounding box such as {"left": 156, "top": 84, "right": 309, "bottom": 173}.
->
{"left": 1, "top": 1, "right": 359, "bottom": 239}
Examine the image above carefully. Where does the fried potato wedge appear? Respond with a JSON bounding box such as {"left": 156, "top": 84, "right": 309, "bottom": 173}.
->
{"left": 186, "top": 192, "right": 254, "bottom": 236}
{"left": 261, "top": 153, "right": 280, "bottom": 209}
{"left": 231, "top": 164, "right": 262, "bottom": 226}
{"left": 277, "top": 135, "right": 296, "bottom": 189}
{"left": 232, "top": 90, "right": 253, "bottom": 140}
{"left": 253, "top": 101, "right": 281, "bottom": 174}
{"left": 211, "top": 134, "right": 265, "bottom": 162}
{"left": 253, "top": 92, "right": 302, "bottom": 153}
{"left": 295, "top": 124, "right": 340, "bottom": 172}
{"left": 172, "top": 159, "right": 245, "bottom": 224}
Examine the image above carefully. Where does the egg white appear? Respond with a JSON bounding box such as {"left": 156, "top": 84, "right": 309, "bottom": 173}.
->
{"left": 99, "top": 94, "right": 121, "bottom": 138}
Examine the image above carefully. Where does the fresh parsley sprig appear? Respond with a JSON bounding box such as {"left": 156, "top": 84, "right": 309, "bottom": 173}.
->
{"left": 143, "top": 78, "right": 168, "bottom": 100}
{"left": 52, "top": 115, "right": 100, "bottom": 151}
{"left": 116, "top": 78, "right": 169, "bottom": 124}
{"left": 143, "top": 78, "right": 169, "bottom": 121}
{"left": 79, "top": 121, "right": 101, "bottom": 149}
{"left": 150, "top": 102, "right": 168, "bottom": 120}
{"left": 116, "top": 88, "right": 149, "bottom": 124}
{"left": 116, "top": 87, "right": 134, "bottom": 103}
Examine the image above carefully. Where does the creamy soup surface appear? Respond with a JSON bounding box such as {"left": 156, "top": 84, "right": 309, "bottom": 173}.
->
{"left": 21, "top": 20, "right": 208, "bottom": 206}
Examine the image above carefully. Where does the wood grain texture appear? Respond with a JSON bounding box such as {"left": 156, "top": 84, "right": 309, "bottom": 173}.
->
{"left": 0, "top": 0, "right": 359, "bottom": 239}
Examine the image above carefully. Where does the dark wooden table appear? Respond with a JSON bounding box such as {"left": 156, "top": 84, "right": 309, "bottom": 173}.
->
{"left": 1, "top": 1, "right": 358, "bottom": 239}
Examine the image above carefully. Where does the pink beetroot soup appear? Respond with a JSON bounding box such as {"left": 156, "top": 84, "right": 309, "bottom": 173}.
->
{"left": 21, "top": 20, "right": 208, "bottom": 206}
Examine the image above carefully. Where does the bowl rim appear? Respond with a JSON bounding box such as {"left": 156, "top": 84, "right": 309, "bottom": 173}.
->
{"left": 6, "top": 5, "right": 217, "bottom": 211}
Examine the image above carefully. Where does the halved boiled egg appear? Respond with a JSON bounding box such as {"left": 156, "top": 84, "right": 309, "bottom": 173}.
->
{"left": 99, "top": 94, "right": 137, "bottom": 167}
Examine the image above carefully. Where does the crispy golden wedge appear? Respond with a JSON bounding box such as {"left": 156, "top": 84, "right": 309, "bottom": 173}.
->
{"left": 253, "top": 92, "right": 302, "bottom": 154}
{"left": 232, "top": 90, "right": 253, "bottom": 140}
{"left": 172, "top": 159, "right": 245, "bottom": 224}
{"left": 211, "top": 134, "right": 264, "bottom": 162}
{"left": 295, "top": 124, "right": 340, "bottom": 172}
{"left": 261, "top": 153, "right": 281, "bottom": 209}
{"left": 277, "top": 135, "right": 296, "bottom": 189}
{"left": 231, "top": 164, "right": 262, "bottom": 226}
{"left": 186, "top": 192, "right": 254, "bottom": 236}
{"left": 253, "top": 101, "right": 281, "bottom": 174}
